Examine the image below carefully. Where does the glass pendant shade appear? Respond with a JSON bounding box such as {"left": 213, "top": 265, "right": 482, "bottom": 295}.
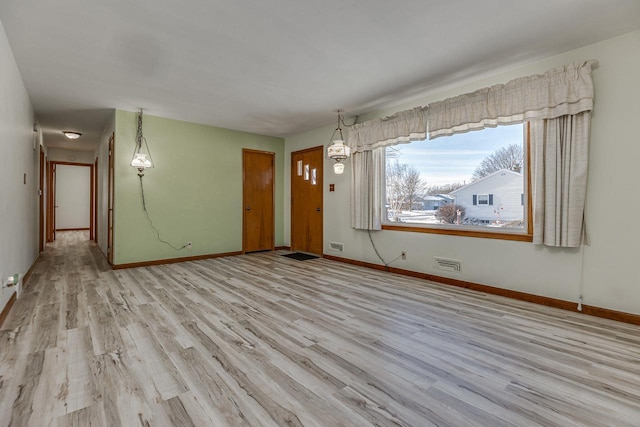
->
{"left": 131, "top": 153, "right": 153, "bottom": 169}
{"left": 327, "top": 140, "right": 351, "bottom": 161}
{"left": 130, "top": 110, "right": 154, "bottom": 174}
{"left": 328, "top": 111, "right": 353, "bottom": 174}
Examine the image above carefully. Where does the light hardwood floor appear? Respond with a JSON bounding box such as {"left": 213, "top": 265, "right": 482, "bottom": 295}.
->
{"left": 1, "top": 231, "right": 639, "bottom": 426}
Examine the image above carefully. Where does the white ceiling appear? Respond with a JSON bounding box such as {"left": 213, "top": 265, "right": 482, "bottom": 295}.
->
{"left": 1, "top": 0, "right": 640, "bottom": 152}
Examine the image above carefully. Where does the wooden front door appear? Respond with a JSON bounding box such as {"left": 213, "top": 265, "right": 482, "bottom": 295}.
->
{"left": 291, "top": 146, "right": 323, "bottom": 255}
{"left": 243, "top": 149, "right": 275, "bottom": 253}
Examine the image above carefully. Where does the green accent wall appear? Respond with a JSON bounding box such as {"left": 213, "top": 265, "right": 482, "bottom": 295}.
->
{"left": 114, "top": 110, "right": 284, "bottom": 265}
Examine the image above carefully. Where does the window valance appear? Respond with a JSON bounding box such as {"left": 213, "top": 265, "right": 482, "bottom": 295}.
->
{"left": 428, "top": 60, "right": 596, "bottom": 139}
{"left": 347, "top": 106, "right": 428, "bottom": 153}
{"left": 346, "top": 61, "right": 595, "bottom": 149}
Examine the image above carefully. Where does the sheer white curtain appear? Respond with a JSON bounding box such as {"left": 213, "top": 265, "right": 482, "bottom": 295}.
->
{"left": 531, "top": 112, "right": 591, "bottom": 247}
{"left": 350, "top": 149, "right": 384, "bottom": 230}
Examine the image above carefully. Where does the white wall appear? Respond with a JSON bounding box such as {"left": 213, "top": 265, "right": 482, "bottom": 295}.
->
{"left": 285, "top": 29, "right": 640, "bottom": 316}
{"left": 54, "top": 165, "right": 91, "bottom": 230}
{"left": 48, "top": 148, "right": 95, "bottom": 164}
{"left": 0, "top": 20, "right": 39, "bottom": 314}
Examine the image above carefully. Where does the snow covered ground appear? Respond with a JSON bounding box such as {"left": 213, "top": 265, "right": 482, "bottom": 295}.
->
{"left": 388, "top": 210, "right": 440, "bottom": 224}
{"left": 388, "top": 210, "right": 524, "bottom": 228}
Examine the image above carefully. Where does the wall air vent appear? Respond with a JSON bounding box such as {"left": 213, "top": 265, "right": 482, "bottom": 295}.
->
{"left": 329, "top": 242, "right": 344, "bottom": 252}
{"left": 433, "top": 257, "right": 462, "bottom": 272}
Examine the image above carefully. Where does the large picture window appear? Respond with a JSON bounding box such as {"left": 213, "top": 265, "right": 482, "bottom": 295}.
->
{"left": 383, "top": 123, "right": 531, "bottom": 240}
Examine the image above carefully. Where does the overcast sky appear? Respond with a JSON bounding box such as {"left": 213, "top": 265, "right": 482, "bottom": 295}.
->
{"left": 389, "top": 124, "right": 524, "bottom": 186}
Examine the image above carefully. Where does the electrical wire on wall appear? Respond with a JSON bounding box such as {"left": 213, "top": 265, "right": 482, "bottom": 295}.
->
{"left": 138, "top": 176, "right": 188, "bottom": 251}
{"left": 367, "top": 229, "right": 403, "bottom": 270}
{"left": 132, "top": 109, "right": 187, "bottom": 251}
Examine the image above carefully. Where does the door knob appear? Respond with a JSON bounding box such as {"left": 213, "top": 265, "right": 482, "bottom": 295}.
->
{"left": 246, "top": 207, "right": 252, "bottom": 211}
{"left": 315, "top": 207, "right": 321, "bottom": 212}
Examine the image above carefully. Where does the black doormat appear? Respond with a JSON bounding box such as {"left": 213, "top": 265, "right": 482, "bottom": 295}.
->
{"left": 282, "top": 252, "right": 319, "bottom": 261}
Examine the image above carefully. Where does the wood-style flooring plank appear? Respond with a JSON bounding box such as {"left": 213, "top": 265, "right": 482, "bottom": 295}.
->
{"left": 1, "top": 231, "right": 640, "bottom": 426}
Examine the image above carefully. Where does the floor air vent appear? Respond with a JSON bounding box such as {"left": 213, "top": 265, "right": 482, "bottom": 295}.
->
{"left": 329, "top": 242, "right": 344, "bottom": 252}
{"left": 433, "top": 257, "right": 462, "bottom": 272}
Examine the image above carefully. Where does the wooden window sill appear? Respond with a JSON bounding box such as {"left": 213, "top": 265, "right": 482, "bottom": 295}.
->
{"left": 382, "top": 223, "right": 533, "bottom": 242}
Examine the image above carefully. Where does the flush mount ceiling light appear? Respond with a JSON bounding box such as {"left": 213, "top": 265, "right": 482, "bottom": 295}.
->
{"left": 327, "top": 111, "right": 352, "bottom": 175}
{"left": 62, "top": 131, "right": 82, "bottom": 139}
{"left": 130, "top": 109, "right": 154, "bottom": 176}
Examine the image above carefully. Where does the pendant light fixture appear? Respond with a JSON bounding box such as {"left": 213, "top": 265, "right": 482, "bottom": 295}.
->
{"left": 327, "top": 111, "right": 351, "bottom": 174}
{"left": 130, "top": 109, "right": 154, "bottom": 176}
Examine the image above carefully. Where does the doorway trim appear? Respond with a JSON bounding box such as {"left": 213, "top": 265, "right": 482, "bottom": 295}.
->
{"left": 107, "top": 133, "right": 115, "bottom": 265}
{"left": 94, "top": 157, "right": 99, "bottom": 244}
{"left": 90, "top": 161, "right": 95, "bottom": 241}
{"left": 46, "top": 160, "right": 54, "bottom": 242}
{"left": 47, "top": 161, "right": 95, "bottom": 241}
{"left": 39, "top": 146, "right": 45, "bottom": 252}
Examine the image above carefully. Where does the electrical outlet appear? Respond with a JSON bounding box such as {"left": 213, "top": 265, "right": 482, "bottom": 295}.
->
{"left": 187, "top": 241, "right": 192, "bottom": 248}
{"left": 401, "top": 251, "right": 407, "bottom": 260}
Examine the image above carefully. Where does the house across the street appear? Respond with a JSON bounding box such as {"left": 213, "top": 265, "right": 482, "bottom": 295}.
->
{"left": 422, "top": 194, "right": 455, "bottom": 210}
{"left": 450, "top": 169, "right": 524, "bottom": 224}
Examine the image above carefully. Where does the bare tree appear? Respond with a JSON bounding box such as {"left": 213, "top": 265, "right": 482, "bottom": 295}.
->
{"left": 386, "top": 160, "right": 428, "bottom": 220}
{"left": 472, "top": 143, "right": 523, "bottom": 181}
{"left": 426, "top": 182, "right": 465, "bottom": 196}
{"left": 386, "top": 160, "right": 407, "bottom": 221}
{"left": 404, "top": 167, "right": 428, "bottom": 211}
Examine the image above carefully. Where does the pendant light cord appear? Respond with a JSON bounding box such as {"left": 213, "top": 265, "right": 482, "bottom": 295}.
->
{"left": 139, "top": 175, "right": 187, "bottom": 251}
{"left": 329, "top": 111, "right": 359, "bottom": 142}
{"left": 367, "top": 229, "right": 403, "bottom": 270}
